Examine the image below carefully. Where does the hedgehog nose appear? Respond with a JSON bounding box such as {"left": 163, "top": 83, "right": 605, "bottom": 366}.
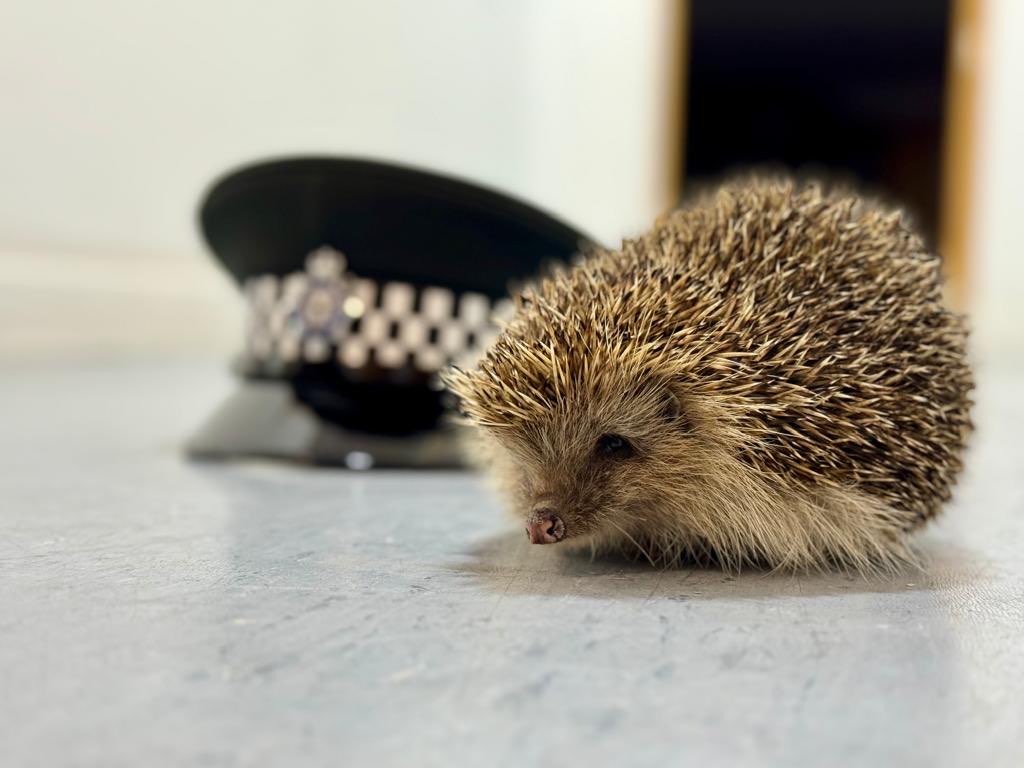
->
{"left": 526, "top": 509, "right": 565, "bottom": 544}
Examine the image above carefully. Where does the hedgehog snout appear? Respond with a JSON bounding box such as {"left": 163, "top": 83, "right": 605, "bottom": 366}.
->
{"left": 525, "top": 507, "right": 565, "bottom": 545}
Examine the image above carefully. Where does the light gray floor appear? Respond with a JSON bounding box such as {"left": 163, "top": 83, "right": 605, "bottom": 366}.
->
{"left": 1, "top": 361, "right": 1022, "bottom": 768}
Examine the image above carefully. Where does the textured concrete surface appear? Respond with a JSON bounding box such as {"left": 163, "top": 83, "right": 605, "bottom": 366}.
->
{"left": 1, "top": 361, "right": 1022, "bottom": 767}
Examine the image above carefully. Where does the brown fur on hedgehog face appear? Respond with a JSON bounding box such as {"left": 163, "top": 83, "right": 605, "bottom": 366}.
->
{"left": 478, "top": 370, "right": 695, "bottom": 550}
{"left": 446, "top": 178, "right": 973, "bottom": 572}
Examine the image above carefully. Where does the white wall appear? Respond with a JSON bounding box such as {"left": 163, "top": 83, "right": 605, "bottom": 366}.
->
{"left": 0, "top": 0, "right": 680, "bottom": 259}
{"left": 971, "top": 0, "right": 1024, "bottom": 360}
{"left": 0, "top": 0, "right": 681, "bottom": 361}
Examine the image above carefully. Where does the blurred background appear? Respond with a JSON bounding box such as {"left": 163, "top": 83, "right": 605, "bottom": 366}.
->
{"left": 0, "top": 0, "right": 1020, "bottom": 365}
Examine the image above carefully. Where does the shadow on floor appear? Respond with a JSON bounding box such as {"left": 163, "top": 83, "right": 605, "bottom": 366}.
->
{"left": 445, "top": 529, "right": 989, "bottom": 601}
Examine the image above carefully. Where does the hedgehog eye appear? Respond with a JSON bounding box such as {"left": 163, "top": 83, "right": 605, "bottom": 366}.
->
{"left": 595, "top": 433, "right": 634, "bottom": 458}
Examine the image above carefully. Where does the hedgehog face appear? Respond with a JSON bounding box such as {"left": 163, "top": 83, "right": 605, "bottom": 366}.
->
{"left": 455, "top": 368, "right": 697, "bottom": 552}
{"left": 503, "top": 420, "right": 658, "bottom": 548}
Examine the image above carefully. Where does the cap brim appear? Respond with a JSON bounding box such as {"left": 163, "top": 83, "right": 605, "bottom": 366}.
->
{"left": 186, "top": 379, "right": 467, "bottom": 469}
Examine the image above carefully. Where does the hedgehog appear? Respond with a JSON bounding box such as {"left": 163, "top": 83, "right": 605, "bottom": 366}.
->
{"left": 445, "top": 178, "right": 973, "bottom": 572}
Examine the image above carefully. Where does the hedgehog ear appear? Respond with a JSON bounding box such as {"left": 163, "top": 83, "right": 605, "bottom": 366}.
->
{"left": 661, "top": 387, "right": 682, "bottom": 419}
{"left": 661, "top": 387, "right": 693, "bottom": 432}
